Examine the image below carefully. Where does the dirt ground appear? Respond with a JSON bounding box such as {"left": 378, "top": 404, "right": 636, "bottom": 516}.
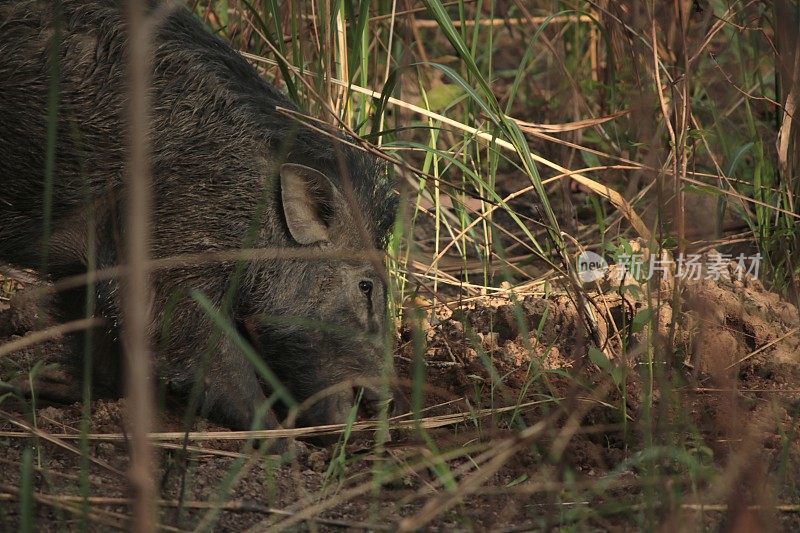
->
{"left": 1, "top": 258, "right": 800, "bottom": 531}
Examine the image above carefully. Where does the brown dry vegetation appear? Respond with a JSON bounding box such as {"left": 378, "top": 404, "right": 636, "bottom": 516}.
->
{"left": 2, "top": 261, "right": 800, "bottom": 530}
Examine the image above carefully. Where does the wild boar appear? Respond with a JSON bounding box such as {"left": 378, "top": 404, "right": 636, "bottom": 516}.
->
{"left": 0, "top": 0, "right": 398, "bottom": 436}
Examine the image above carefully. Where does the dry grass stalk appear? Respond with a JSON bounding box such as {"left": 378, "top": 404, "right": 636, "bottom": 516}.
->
{"left": 124, "top": 1, "right": 156, "bottom": 530}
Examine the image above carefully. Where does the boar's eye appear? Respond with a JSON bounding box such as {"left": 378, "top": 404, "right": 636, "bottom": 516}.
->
{"left": 358, "top": 280, "right": 373, "bottom": 297}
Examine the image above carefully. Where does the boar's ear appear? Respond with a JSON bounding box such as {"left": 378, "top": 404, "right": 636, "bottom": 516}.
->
{"left": 279, "top": 163, "right": 337, "bottom": 245}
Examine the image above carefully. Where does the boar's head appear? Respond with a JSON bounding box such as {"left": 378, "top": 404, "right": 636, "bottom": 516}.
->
{"left": 242, "top": 153, "right": 399, "bottom": 432}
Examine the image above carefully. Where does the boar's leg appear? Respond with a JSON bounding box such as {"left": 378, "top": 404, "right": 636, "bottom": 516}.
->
{"left": 197, "top": 337, "right": 280, "bottom": 432}
{"left": 157, "top": 302, "right": 282, "bottom": 431}
{"left": 194, "top": 336, "right": 287, "bottom": 452}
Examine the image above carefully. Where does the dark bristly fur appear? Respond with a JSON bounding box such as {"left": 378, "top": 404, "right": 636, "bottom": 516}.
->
{"left": 0, "top": 0, "right": 398, "bottom": 434}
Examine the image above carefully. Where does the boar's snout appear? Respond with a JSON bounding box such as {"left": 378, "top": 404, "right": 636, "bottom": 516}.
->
{"left": 305, "top": 384, "right": 395, "bottom": 426}
{"left": 357, "top": 385, "right": 395, "bottom": 419}
{"left": 298, "top": 384, "right": 396, "bottom": 445}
